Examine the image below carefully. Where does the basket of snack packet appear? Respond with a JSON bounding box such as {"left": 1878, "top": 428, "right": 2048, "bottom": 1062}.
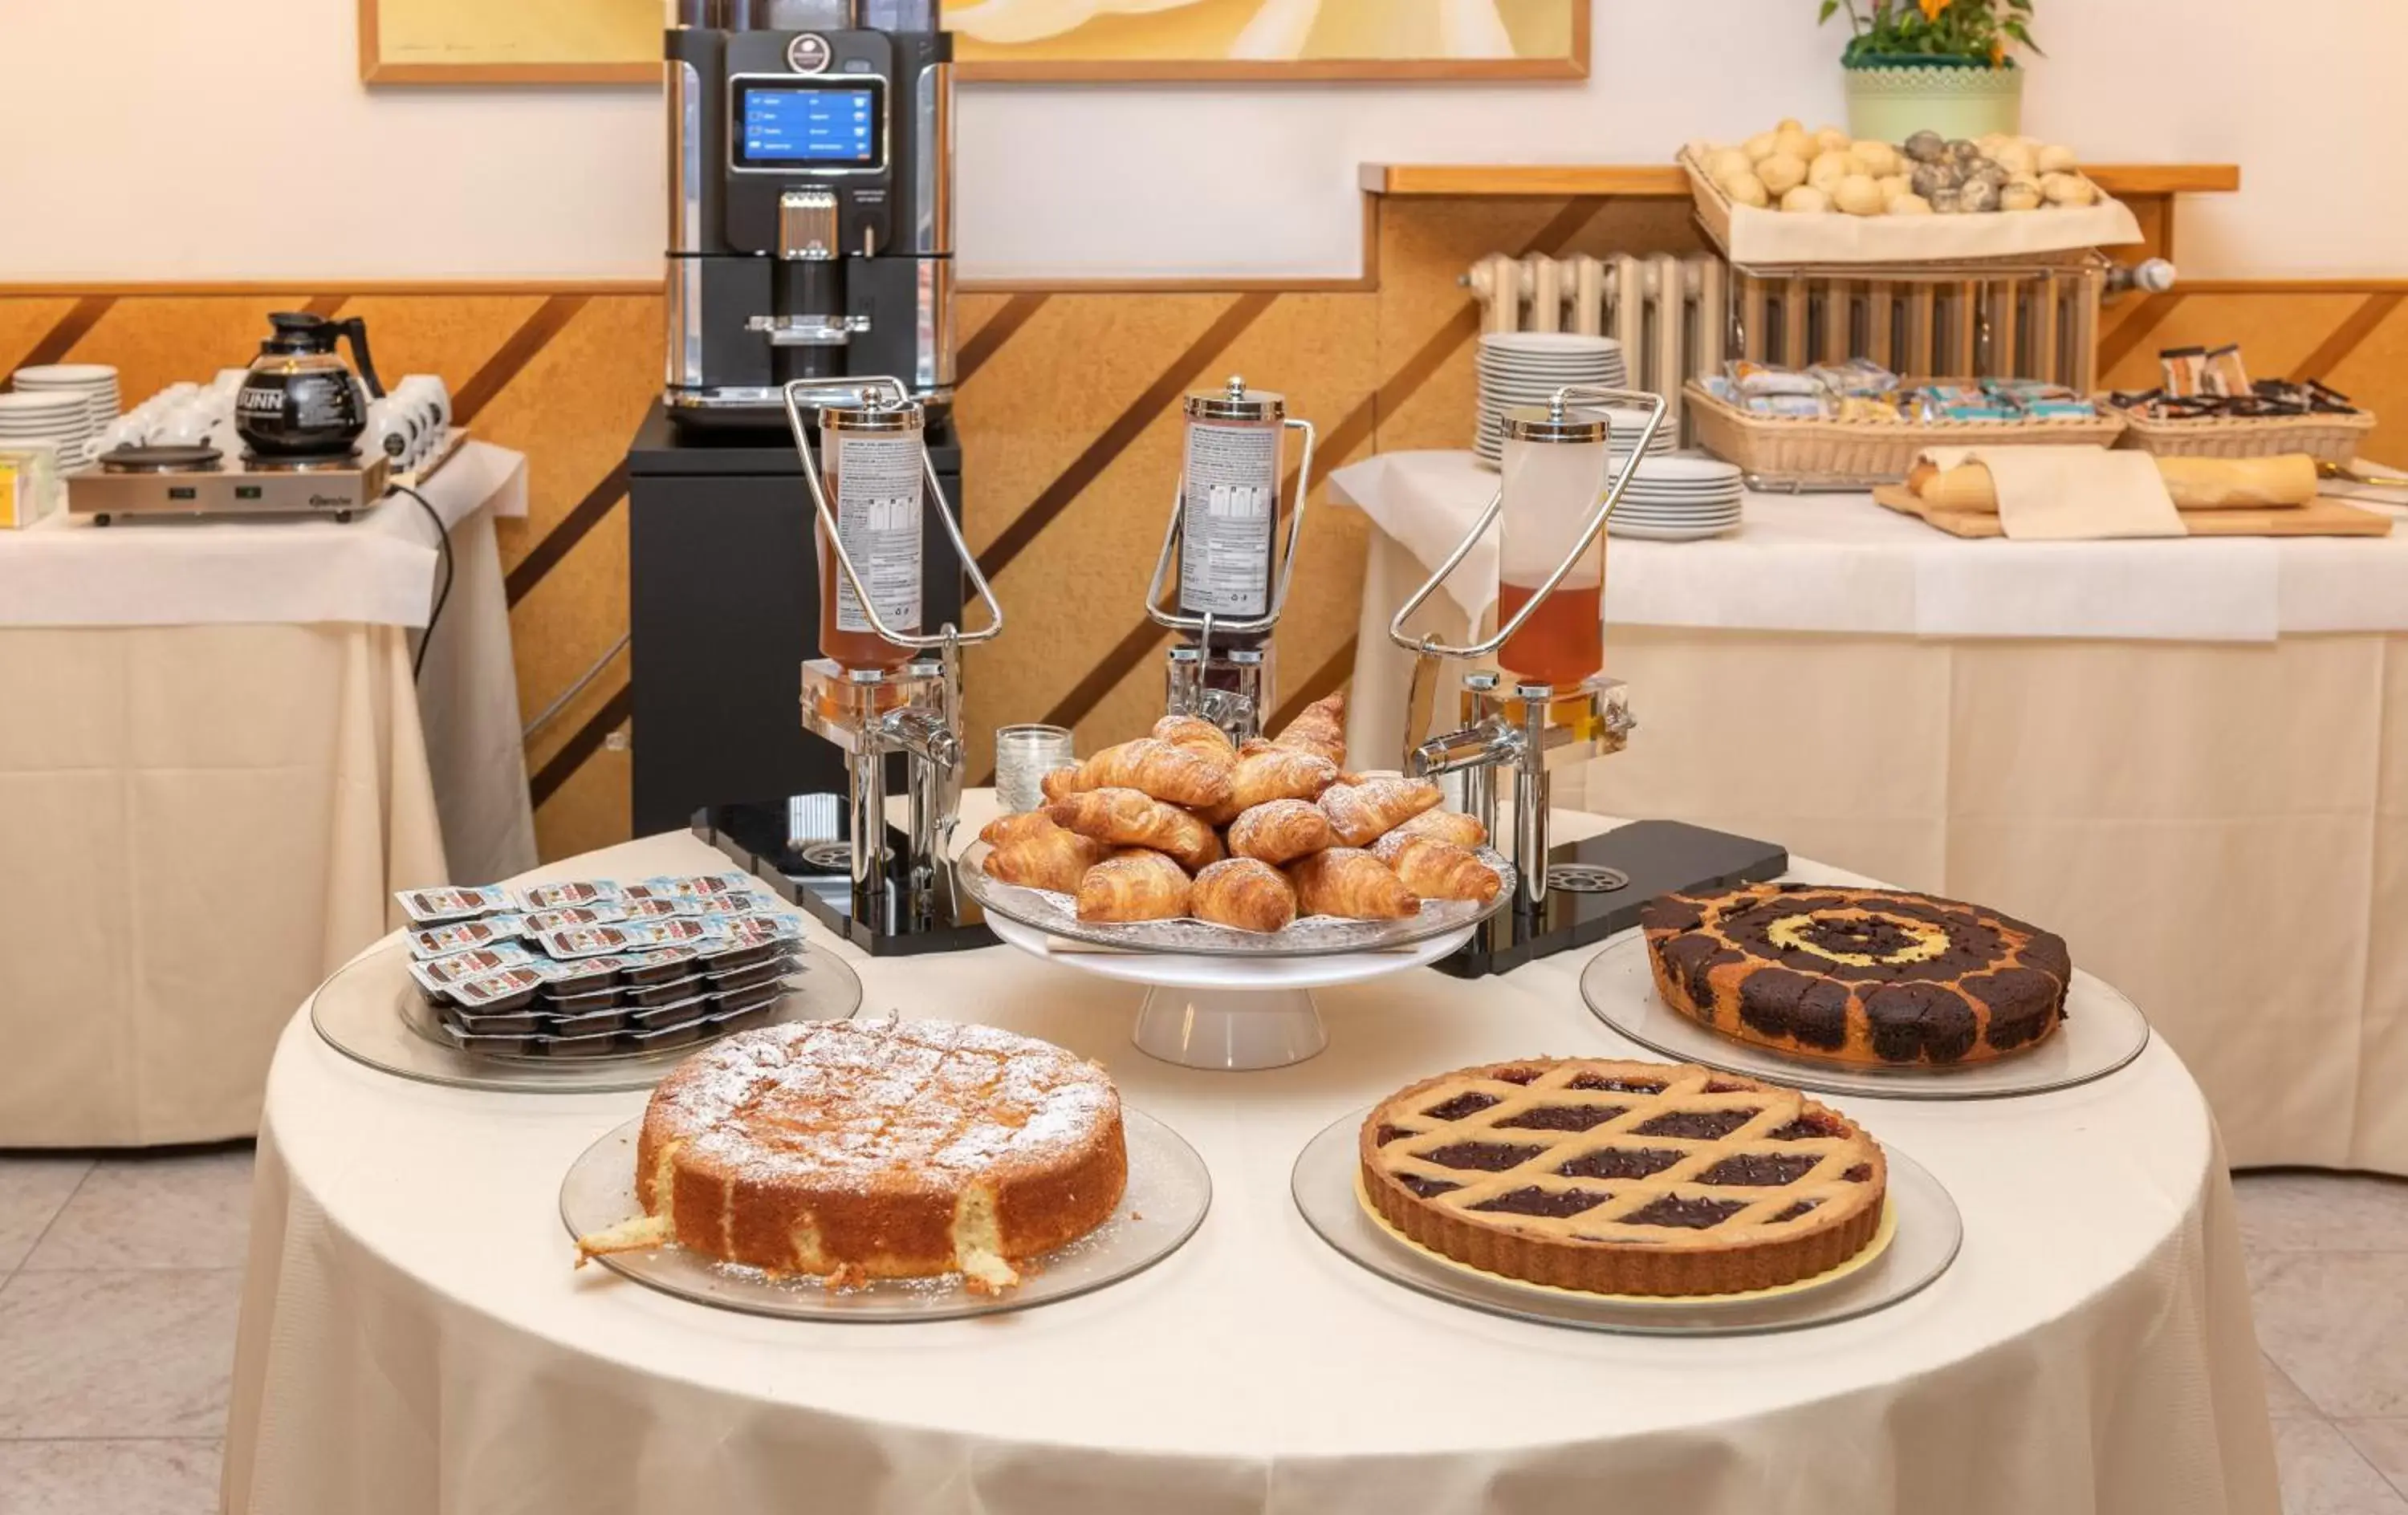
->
{"left": 1688, "top": 357, "right": 2124, "bottom": 488}
{"left": 2103, "top": 344, "right": 2375, "bottom": 464}
{"left": 393, "top": 875, "right": 807, "bottom": 1060}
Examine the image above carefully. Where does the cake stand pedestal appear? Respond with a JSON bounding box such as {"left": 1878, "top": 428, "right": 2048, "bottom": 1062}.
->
{"left": 982, "top": 913, "right": 1475, "bottom": 1071}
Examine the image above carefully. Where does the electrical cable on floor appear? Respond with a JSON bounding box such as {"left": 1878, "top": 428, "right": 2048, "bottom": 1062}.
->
{"left": 392, "top": 482, "right": 452, "bottom": 681}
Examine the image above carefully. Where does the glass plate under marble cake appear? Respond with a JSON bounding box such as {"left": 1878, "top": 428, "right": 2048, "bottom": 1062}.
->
{"left": 1580, "top": 929, "right": 2150, "bottom": 1100}
{"left": 957, "top": 839, "right": 1515, "bottom": 960}
{"left": 559, "top": 1106, "right": 1210, "bottom": 1322}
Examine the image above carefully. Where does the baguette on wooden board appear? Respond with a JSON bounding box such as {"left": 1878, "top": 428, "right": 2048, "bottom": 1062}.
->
{"left": 1908, "top": 453, "right": 2321, "bottom": 511}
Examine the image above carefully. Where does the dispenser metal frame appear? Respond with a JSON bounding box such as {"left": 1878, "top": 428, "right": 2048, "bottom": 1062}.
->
{"left": 1142, "top": 380, "right": 1318, "bottom": 739}
{"left": 781, "top": 374, "right": 1003, "bottom": 939}
{"left": 1386, "top": 384, "right": 1665, "bottom": 913}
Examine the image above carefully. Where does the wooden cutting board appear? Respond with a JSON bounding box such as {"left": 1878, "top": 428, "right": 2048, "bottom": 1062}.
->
{"left": 1872, "top": 484, "right": 2396, "bottom": 538}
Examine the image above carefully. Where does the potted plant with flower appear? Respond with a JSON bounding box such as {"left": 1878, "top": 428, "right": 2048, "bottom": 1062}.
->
{"left": 1822, "top": 0, "right": 2039, "bottom": 143}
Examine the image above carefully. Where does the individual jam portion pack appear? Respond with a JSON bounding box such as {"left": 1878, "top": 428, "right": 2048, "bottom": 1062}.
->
{"left": 413, "top": 941, "right": 538, "bottom": 987}
{"left": 521, "top": 904, "right": 630, "bottom": 936}
{"left": 408, "top": 916, "right": 530, "bottom": 960}
{"left": 537, "top": 916, "right": 727, "bottom": 961}
{"left": 395, "top": 884, "right": 515, "bottom": 925}
{"left": 514, "top": 879, "right": 627, "bottom": 913}
{"left": 623, "top": 871, "right": 758, "bottom": 904}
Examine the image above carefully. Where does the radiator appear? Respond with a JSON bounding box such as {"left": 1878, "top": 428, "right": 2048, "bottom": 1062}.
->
{"left": 1469, "top": 252, "right": 2108, "bottom": 439}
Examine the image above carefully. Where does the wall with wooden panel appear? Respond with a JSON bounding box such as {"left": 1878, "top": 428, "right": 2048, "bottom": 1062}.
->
{"left": 8, "top": 189, "right": 2403, "bottom": 867}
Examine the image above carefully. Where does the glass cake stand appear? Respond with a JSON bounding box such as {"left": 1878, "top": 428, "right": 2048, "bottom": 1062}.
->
{"left": 1291, "top": 1106, "right": 1963, "bottom": 1336}
{"left": 958, "top": 840, "right": 1511, "bottom": 1072}
{"left": 1577, "top": 928, "right": 2151, "bottom": 1100}
{"left": 558, "top": 1108, "right": 1210, "bottom": 1322}
{"left": 311, "top": 938, "right": 864, "bottom": 1094}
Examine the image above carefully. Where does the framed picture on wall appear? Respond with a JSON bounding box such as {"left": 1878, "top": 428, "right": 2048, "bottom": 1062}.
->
{"left": 360, "top": 0, "right": 1589, "bottom": 84}
{"left": 949, "top": 0, "right": 1589, "bottom": 79}
{"left": 359, "top": 0, "right": 662, "bottom": 83}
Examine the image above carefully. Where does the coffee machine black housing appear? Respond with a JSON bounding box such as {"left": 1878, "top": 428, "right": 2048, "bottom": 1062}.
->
{"left": 665, "top": 0, "right": 953, "bottom": 429}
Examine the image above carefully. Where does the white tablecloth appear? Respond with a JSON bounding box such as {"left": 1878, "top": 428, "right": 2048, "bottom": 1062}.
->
{"left": 0, "top": 439, "right": 527, "bottom": 628}
{"left": 1336, "top": 452, "right": 2408, "bottom": 1176}
{"left": 225, "top": 809, "right": 2279, "bottom": 1515}
{"left": 1336, "top": 449, "right": 2408, "bottom": 643}
{"left": 0, "top": 443, "right": 535, "bottom": 1145}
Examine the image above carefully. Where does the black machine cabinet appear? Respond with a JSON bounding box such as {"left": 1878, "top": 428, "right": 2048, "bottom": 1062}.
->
{"left": 625, "top": 403, "right": 963, "bottom": 836}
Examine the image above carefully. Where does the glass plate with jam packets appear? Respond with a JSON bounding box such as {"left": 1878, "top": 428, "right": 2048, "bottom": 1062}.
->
{"left": 313, "top": 933, "right": 864, "bottom": 1094}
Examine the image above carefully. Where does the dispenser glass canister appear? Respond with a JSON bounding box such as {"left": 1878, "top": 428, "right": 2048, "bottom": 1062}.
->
{"left": 816, "top": 400, "right": 927, "bottom": 672}
{"left": 1175, "top": 378, "right": 1288, "bottom": 645}
{"left": 1495, "top": 406, "right": 1612, "bottom": 688}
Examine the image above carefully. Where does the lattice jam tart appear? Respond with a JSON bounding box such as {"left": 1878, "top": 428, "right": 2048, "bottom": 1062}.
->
{"left": 1643, "top": 883, "right": 2072, "bottom": 1068}
{"left": 1361, "top": 1058, "right": 1886, "bottom": 1297}
{"left": 580, "top": 1020, "right": 1126, "bottom": 1293}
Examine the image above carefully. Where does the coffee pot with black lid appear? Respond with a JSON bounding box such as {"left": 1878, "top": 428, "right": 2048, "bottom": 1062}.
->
{"left": 235, "top": 312, "right": 385, "bottom": 459}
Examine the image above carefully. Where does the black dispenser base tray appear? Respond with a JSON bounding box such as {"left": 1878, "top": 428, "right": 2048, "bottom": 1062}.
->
{"left": 696, "top": 800, "right": 994, "bottom": 958}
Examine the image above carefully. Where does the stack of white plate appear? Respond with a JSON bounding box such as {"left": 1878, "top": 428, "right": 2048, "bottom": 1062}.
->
{"left": 1606, "top": 454, "right": 1745, "bottom": 542}
{"left": 0, "top": 391, "right": 96, "bottom": 470}
{"left": 1475, "top": 332, "right": 1632, "bottom": 468}
{"left": 10, "top": 364, "right": 119, "bottom": 461}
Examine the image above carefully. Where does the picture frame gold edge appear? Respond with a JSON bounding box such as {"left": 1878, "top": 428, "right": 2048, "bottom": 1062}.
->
{"left": 954, "top": 57, "right": 1588, "bottom": 83}
{"left": 356, "top": 0, "right": 661, "bottom": 87}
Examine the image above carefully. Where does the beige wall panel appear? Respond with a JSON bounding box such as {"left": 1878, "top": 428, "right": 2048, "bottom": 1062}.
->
{"left": 954, "top": 293, "right": 1237, "bottom": 556}
{"left": 63, "top": 296, "right": 310, "bottom": 407}
{"left": 323, "top": 294, "right": 547, "bottom": 408}
{"left": 0, "top": 299, "right": 79, "bottom": 375}
{"left": 512, "top": 503, "right": 632, "bottom": 736}
{"left": 475, "top": 295, "right": 659, "bottom": 567}
{"left": 534, "top": 722, "right": 633, "bottom": 863}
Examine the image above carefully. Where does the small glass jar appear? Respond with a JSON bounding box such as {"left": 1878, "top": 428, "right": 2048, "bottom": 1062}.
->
{"left": 994, "top": 725, "right": 1076, "bottom": 816}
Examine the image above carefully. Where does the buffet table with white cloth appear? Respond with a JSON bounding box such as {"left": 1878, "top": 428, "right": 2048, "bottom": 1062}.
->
{"left": 224, "top": 802, "right": 2279, "bottom": 1515}
{"left": 1335, "top": 449, "right": 2408, "bottom": 1176}
{"left": 0, "top": 441, "right": 536, "bottom": 1145}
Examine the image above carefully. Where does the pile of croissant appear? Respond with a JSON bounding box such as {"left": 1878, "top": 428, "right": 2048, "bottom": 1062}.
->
{"left": 977, "top": 693, "right": 1501, "bottom": 935}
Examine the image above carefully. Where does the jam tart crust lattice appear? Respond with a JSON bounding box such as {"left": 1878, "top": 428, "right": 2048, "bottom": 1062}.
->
{"left": 1641, "top": 883, "right": 2072, "bottom": 1069}
{"left": 1361, "top": 1058, "right": 1886, "bottom": 1297}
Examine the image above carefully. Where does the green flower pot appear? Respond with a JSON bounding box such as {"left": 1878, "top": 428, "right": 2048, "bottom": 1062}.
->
{"left": 1845, "top": 59, "right": 2024, "bottom": 142}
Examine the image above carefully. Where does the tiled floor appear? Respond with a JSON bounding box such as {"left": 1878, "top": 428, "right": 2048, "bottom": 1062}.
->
{"left": 0, "top": 1151, "right": 2402, "bottom": 1513}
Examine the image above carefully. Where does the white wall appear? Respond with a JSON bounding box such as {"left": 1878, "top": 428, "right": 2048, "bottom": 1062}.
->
{"left": 0, "top": 0, "right": 2400, "bottom": 282}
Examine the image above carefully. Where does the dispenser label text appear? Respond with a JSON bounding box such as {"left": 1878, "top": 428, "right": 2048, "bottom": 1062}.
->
{"left": 832, "top": 433, "right": 923, "bottom": 636}
{"left": 1178, "top": 421, "right": 1279, "bottom": 619}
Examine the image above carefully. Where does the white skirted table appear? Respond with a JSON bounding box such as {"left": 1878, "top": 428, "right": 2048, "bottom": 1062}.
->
{"left": 225, "top": 806, "right": 2278, "bottom": 1515}
{"left": 1335, "top": 449, "right": 2408, "bottom": 1176}
{"left": 0, "top": 441, "right": 536, "bottom": 1146}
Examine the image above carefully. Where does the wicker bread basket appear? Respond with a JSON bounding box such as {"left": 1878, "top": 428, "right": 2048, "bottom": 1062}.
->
{"left": 2106, "top": 406, "right": 2374, "bottom": 465}
{"left": 1686, "top": 380, "right": 2127, "bottom": 487}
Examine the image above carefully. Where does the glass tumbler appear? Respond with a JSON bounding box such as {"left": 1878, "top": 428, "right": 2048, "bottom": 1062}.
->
{"left": 994, "top": 725, "right": 1076, "bottom": 816}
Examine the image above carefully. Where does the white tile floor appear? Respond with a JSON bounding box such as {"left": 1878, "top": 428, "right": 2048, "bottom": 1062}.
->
{"left": 0, "top": 1150, "right": 2402, "bottom": 1513}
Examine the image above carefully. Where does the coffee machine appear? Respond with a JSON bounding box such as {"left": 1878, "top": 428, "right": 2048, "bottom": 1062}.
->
{"left": 628, "top": 0, "right": 966, "bottom": 839}
{"left": 662, "top": 0, "right": 953, "bottom": 428}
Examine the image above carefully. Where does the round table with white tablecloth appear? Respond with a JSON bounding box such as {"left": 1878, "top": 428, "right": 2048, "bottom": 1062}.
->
{"left": 222, "top": 799, "right": 2278, "bottom": 1515}
{"left": 1334, "top": 449, "right": 2408, "bottom": 1176}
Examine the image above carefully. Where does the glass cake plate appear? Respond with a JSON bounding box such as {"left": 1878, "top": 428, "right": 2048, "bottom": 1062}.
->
{"left": 311, "top": 938, "right": 864, "bottom": 1094}
{"left": 956, "top": 839, "right": 1514, "bottom": 960}
{"left": 557, "top": 1107, "right": 1210, "bottom": 1322}
{"left": 1291, "top": 1106, "right": 1962, "bottom": 1336}
{"left": 1578, "top": 929, "right": 2151, "bottom": 1100}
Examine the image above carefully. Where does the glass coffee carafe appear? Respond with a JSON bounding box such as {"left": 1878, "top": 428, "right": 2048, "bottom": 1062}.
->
{"left": 234, "top": 312, "right": 386, "bottom": 460}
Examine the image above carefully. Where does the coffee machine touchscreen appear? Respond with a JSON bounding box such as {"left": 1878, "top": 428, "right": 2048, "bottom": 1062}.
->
{"left": 735, "top": 83, "right": 884, "bottom": 170}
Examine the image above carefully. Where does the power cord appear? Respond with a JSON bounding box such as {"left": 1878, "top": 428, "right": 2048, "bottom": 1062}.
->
{"left": 391, "top": 481, "right": 453, "bottom": 680}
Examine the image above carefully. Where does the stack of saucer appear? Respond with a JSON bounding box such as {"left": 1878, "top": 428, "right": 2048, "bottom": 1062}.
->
{"left": 0, "top": 391, "right": 96, "bottom": 471}
{"left": 10, "top": 364, "right": 119, "bottom": 464}
{"left": 1606, "top": 455, "right": 1745, "bottom": 542}
{"left": 1475, "top": 332, "right": 1627, "bottom": 468}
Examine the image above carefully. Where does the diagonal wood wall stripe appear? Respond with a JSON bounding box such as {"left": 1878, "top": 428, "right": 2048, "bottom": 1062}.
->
{"left": 1269, "top": 636, "right": 1360, "bottom": 736}
{"left": 2097, "top": 292, "right": 2187, "bottom": 376}
{"left": 301, "top": 294, "right": 350, "bottom": 319}
{"left": 958, "top": 292, "right": 1047, "bottom": 384}
{"left": 975, "top": 292, "right": 1279, "bottom": 582}
{"left": 506, "top": 461, "right": 628, "bottom": 606}
{"left": 19, "top": 295, "right": 114, "bottom": 370}
{"left": 2290, "top": 291, "right": 2406, "bottom": 384}
{"left": 530, "top": 681, "right": 633, "bottom": 808}
{"left": 1042, "top": 620, "right": 1169, "bottom": 732}
{"left": 452, "top": 294, "right": 589, "bottom": 426}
